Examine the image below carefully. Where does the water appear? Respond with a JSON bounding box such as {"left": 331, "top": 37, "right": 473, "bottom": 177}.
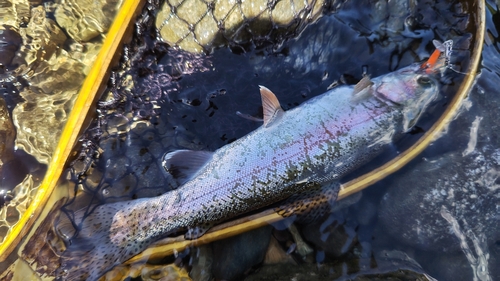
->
{"left": 0, "top": 0, "right": 120, "bottom": 274}
{"left": 374, "top": 2, "right": 500, "bottom": 280}
{"left": 0, "top": 0, "right": 124, "bottom": 249}
{"left": 11, "top": 0, "right": 500, "bottom": 280}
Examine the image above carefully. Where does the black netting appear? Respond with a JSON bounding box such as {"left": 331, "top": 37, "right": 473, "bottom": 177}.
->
{"left": 154, "top": 0, "right": 337, "bottom": 53}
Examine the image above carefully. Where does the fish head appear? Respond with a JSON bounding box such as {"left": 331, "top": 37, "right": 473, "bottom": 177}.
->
{"left": 374, "top": 63, "right": 440, "bottom": 132}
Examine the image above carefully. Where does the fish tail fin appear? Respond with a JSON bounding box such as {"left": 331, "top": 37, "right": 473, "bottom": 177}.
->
{"left": 56, "top": 202, "right": 149, "bottom": 281}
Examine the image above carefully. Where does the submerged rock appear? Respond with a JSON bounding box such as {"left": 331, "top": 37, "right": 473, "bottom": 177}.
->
{"left": 245, "top": 251, "right": 435, "bottom": 281}
{"left": 14, "top": 80, "right": 81, "bottom": 165}
{"left": 212, "top": 225, "right": 272, "bottom": 280}
{"left": 140, "top": 264, "right": 191, "bottom": 281}
{"left": 0, "top": 96, "right": 17, "bottom": 205}
{"left": 55, "top": 0, "right": 123, "bottom": 41}
{"left": 0, "top": 6, "right": 67, "bottom": 80}
{"left": 301, "top": 211, "right": 358, "bottom": 260}
{"left": 11, "top": 4, "right": 107, "bottom": 165}
{"left": 0, "top": 98, "right": 15, "bottom": 166}
{"left": 0, "top": 0, "right": 32, "bottom": 30}
{"left": 15, "top": 6, "right": 67, "bottom": 76}
{"left": 0, "top": 26, "right": 22, "bottom": 75}
{"left": 98, "top": 263, "right": 192, "bottom": 280}
{"left": 190, "top": 245, "right": 213, "bottom": 281}
{"left": 8, "top": 5, "right": 76, "bottom": 165}
{"left": 0, "top": 175, "right": 38, "bottom": 244}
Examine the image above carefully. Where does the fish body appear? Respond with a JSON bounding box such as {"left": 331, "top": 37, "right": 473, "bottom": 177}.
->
{"left": 59, "top": 62, "right": 440, "bottom": 280}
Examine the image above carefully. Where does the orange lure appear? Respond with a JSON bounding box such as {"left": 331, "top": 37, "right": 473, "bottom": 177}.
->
{"left": 421, "top": 48, "right": 442, "bottom": 73}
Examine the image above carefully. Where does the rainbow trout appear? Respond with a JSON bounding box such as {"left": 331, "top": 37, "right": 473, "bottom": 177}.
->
{"left": 58, "top": 62, "right": 441, "bottom": 280}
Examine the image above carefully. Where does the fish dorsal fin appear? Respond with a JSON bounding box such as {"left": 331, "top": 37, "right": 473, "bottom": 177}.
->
{"left": 351, "top": 76, "right": 374, "bottom": 102}
{"left": 259, "top": 85, "right": 284, "bottom": 127}
{"left": 162, "top": 149, "right": 214, "bottom": 186}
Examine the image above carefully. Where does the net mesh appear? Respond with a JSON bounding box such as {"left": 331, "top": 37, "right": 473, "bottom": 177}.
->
{"left": 155, "top": 0, "right": 331, "bottom": 53}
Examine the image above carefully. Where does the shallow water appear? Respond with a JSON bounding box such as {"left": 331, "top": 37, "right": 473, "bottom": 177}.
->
{"left": 0, "top": 0, "right": 123, "bottom": 248}
{"left": 5, "top": 0, "right": 500, "bottom": 280}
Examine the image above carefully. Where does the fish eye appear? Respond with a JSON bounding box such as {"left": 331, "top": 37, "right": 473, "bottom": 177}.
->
{"left": 417, "top": 76, "right": 433, "bottom": 87}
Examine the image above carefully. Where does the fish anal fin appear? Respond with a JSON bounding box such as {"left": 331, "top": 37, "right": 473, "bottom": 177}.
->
{"left": 259, "top": 85, "right": 284, "bottom": 127}
{"left": 275, "top": 181, "right": 340, "bottom": 223}
{"left": 162, "top": 150, "right": 214, "bottom": 186}
{"left": 185, "top": 223, "right": 213, "bottom": 240}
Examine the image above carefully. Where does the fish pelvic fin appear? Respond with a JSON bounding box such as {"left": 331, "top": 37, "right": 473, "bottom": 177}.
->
{"left": 259, "top": 85, "right": 284, "bottom": 127}
{"left": 185, "top": 222, "right": 214, "bottom": 239}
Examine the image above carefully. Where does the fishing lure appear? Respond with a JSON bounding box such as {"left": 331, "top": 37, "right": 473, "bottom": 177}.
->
{"left": 421, "top": 40, "right": 454, "bottom": 73}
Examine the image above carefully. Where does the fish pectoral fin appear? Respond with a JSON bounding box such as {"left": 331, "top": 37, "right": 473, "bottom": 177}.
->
{"left": 185, "top": 223, "right": 213, "bottom": 240}
{"left": 351, "top": 76, "right": 374, "bottom": 102}
{"left": 162, "top": 149, "right": 214, "bottom": 186}
{"left": 259, "top": 85, "right": 284, "bottom": 127}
